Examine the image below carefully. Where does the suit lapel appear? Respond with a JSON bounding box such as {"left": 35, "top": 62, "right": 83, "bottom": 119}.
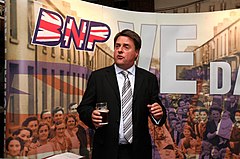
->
{"left": 133, "top": 67, "right": 144, "bottom": 103}
{"left": 105, "top": 65, "right": 144, "bottom": 109}
{"left": 105, "top": 65, "right": 121, "bottom": 102}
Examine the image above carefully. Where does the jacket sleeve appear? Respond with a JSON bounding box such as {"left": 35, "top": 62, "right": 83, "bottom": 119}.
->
{"left": 149, "top": 74, "right": 167, "bottom": 126}
{"left": 77, "top": 73, "right": 96, "bottom": 129}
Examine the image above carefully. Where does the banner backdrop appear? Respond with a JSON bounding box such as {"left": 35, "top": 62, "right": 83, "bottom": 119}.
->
{"left": 5, "top": 0, "right": 240, "bottom": 158}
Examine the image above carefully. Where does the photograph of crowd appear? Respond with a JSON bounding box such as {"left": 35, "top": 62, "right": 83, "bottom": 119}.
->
{"left": 5, "top": 91, "right": 240, "bottom": 158}
{"left": 4, "top": 1, "right": 240, "bottom": 158}
{"left": 149, "top": 88, "right": 240, "bottom": 159}
{"left": 5, "top": 103, "right": 94, "bottom": 159}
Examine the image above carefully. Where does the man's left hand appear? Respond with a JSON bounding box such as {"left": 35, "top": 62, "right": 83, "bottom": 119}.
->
{"left": 147, "top": 102, "right": 163, "bottom": 121}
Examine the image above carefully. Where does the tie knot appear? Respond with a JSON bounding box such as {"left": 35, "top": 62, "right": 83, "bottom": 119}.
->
{"left": 121, "top": 71, "right": 129, "bottom": 78}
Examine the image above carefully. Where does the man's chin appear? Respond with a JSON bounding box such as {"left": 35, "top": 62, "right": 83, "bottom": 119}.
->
{"left": 115, "top": 62, "right": 124, "bottom": 68}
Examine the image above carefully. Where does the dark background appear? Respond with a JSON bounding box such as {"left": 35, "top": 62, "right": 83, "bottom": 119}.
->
{"left": 82, "top": 0, "right": 155, "bottom": 12}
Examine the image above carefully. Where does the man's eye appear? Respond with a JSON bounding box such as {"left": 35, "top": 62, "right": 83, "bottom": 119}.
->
{"left": 124, "top": 45, "right": 131, "bottom": 49}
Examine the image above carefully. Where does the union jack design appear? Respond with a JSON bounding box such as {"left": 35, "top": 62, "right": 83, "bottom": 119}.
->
{"left": 32, "top": 8, "right": 111, "bottom": 51}
{"left": 85, "top": 21, "right": 111, "bottom": 51}
{"left": 32, "top": 8, "right": 63, "bottom": 46}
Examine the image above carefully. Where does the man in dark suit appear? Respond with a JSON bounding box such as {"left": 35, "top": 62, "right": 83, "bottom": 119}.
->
{"left": 225, "top": 95, "right": 238, "bottom": 122}
{"left": 77, "top": 29, "right": 166, "bottom": 159}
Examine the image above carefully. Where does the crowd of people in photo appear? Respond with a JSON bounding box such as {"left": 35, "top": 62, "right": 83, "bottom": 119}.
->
{"left": 5, "top": 103, "right": 94, "bottom": 159}
{"left": 5, "top": 83, "right": 240, "bottom": 159}
{"left": 150, "top": 90, "right": 240, "bottom": 159}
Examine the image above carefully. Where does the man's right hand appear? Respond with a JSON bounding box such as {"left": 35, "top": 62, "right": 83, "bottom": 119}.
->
{"left": 92, "top": 110, "right": 103, "bottom": 128}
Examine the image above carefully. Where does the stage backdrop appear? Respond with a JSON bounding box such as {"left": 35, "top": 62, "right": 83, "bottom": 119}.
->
{"left": 5, "top": 0, "right": 240, "bottom": 158}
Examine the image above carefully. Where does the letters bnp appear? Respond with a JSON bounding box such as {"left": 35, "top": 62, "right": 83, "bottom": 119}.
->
{"left": 32, "top": 8, "right": 111, "bottom": 51}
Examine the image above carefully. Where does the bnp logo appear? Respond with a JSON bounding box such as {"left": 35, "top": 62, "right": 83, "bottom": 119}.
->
{"left": 32, "top": 8, "right": 111, "bottom": 51}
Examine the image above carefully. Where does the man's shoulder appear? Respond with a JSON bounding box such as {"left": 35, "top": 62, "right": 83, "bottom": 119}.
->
{"left": 92, "top": 65, "right": 113, "bottom": 75}
{"left": 136, "top": 66, "right": 156, "bottom": 77}
{"left": 95, "top": 65, "right": 113, "bottom": 71}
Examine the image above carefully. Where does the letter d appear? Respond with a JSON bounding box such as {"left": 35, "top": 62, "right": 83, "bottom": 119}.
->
{"left": 210, "top": 62, "right": 231, "bottom": 94}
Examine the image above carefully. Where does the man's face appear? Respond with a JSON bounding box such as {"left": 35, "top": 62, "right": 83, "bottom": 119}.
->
{"left": 168, "top": 113, "right": 175, "bottom": 120}
{"left": 53, "top": 110, "right": 64, "bottom": 122}
{"left": 177, "top": 108, "right": 184, "bottom": 116}
{"left": 202, "top": 86, "right": 209, "bottom": 94}
{"left": 230, "top": 96, "right": 235, "bottom": 103}
{"left": 211, "top": 110, "right": 220, "bottom": 121}
{"left": 193, "top": 111, "right": 199, "bottom": 123}
{"left": 55, "top": 123, "right": 65, "bottom": 137}
{"left": 114, "top": 36, "right": 139, "bottom": 70}
{"left": 185, "top": 101, "right": 191, "bottom": 108}
{"left": 176, "top": 123, "right": 182, "bottom": 132}
{"left": 171, "top": 120, "right": 177, "bottom": 129}
{"left": 69, "top": 104, "right": 78, "bottom": 114}
{"left": 179, "top": 101, "right": 185, "bottom": 107}
{"left": 211, "top": 148, "right": 219, "bottom": 158}
{"left": 42, "top": 112, "right": 52, "bottom": 124}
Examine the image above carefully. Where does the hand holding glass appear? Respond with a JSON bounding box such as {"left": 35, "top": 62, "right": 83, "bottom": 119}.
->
{"left": 96, "top": 102, "right": 109, "bottom": 125}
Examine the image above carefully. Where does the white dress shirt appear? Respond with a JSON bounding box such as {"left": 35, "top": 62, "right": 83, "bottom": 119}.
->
{"left": 115, "top": 64, "right": 135, "bottom": 144}
{"left": 114, "top": 64, "right": 161, "bottom": 144}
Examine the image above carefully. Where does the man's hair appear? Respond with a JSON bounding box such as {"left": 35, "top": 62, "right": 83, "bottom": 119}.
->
{"left": 54, "top": 120, "right": 65, "bottom": 130}
{"left": 177, "top": 98, "right": 185, "bottom": 107}
{"left": 192, "top": 108, "right": 200, "bottom": 114}
{"left": 68, "top": 102, "right": 77, "bottom": 110}
{"left": 114, "top": 29, "right": 141, "bottom": 51}
{"left": 52, "top": 106, "right": 64, "bottom": 116}
{"left": 235, "top": 109, "right": 240, "bottom": 114}
{"left": 199, "top": 108, "right": 208, "bottom": 115}
{"left": 209, "top": 105, "right": 222, "bottom": 114}
{"left": 40, "top": 109, "right": 51, "bottom": 119}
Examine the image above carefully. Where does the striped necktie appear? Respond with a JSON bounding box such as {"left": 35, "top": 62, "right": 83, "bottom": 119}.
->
{"left": 121, "top": 71, "right": 133, "bottom": 143}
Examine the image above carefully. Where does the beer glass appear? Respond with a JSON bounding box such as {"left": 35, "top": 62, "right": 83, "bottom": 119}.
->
{"left": 96, "top": 102, "right": 109, "bottom": 125}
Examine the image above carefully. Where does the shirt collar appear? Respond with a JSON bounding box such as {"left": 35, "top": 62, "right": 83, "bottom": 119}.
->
{"left": 114, "top": 64, "right": 135, "bottom": 76}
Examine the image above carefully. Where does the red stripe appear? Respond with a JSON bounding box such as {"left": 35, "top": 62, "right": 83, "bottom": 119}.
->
{"left": 39, "top": 20, "right": 62, "bottom": 34}
{"left": 88, "top": 35, "right": 105, "bottom": 42}
{"left": 46, "top": 12, "right": 59, "bottom": 21}
{"left": 36, "top": 36, "right": 60, "bottom": 40}
{"left": 64, "top": 24, "right": 85, "bottom": 46}
{"left": 90, "top": 29, "right": 108, "bottom": 32}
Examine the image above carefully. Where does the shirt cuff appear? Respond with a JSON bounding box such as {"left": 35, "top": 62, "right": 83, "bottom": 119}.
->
{"left": 150, "top": 114, "right": 161, "bottom": 124}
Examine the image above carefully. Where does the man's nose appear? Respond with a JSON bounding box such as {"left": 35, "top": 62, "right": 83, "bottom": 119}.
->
{"left": 117, "top": 46, "right": 123, "bottom": 53}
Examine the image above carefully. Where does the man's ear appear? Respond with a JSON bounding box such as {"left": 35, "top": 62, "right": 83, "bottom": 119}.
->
{"left": 135, "top": 50, "right": 139, "bottom": 61}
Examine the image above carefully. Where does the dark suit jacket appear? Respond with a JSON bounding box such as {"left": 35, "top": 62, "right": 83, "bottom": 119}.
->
{"left": 203, "top": 120, "right": 220, "bottom": 146}
{"left": 170, "top": 129, "right": 182, "bottom": 145}
{"left": 76, "top": 124, "right": 89, "bottom": 158}
{"left": 77, "top": 65, "right": 166, "bottom": 159}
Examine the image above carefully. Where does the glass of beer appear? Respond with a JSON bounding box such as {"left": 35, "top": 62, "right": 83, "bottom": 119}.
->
{"left": 96, "top": 102, "right": 109, "bottom": 125}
